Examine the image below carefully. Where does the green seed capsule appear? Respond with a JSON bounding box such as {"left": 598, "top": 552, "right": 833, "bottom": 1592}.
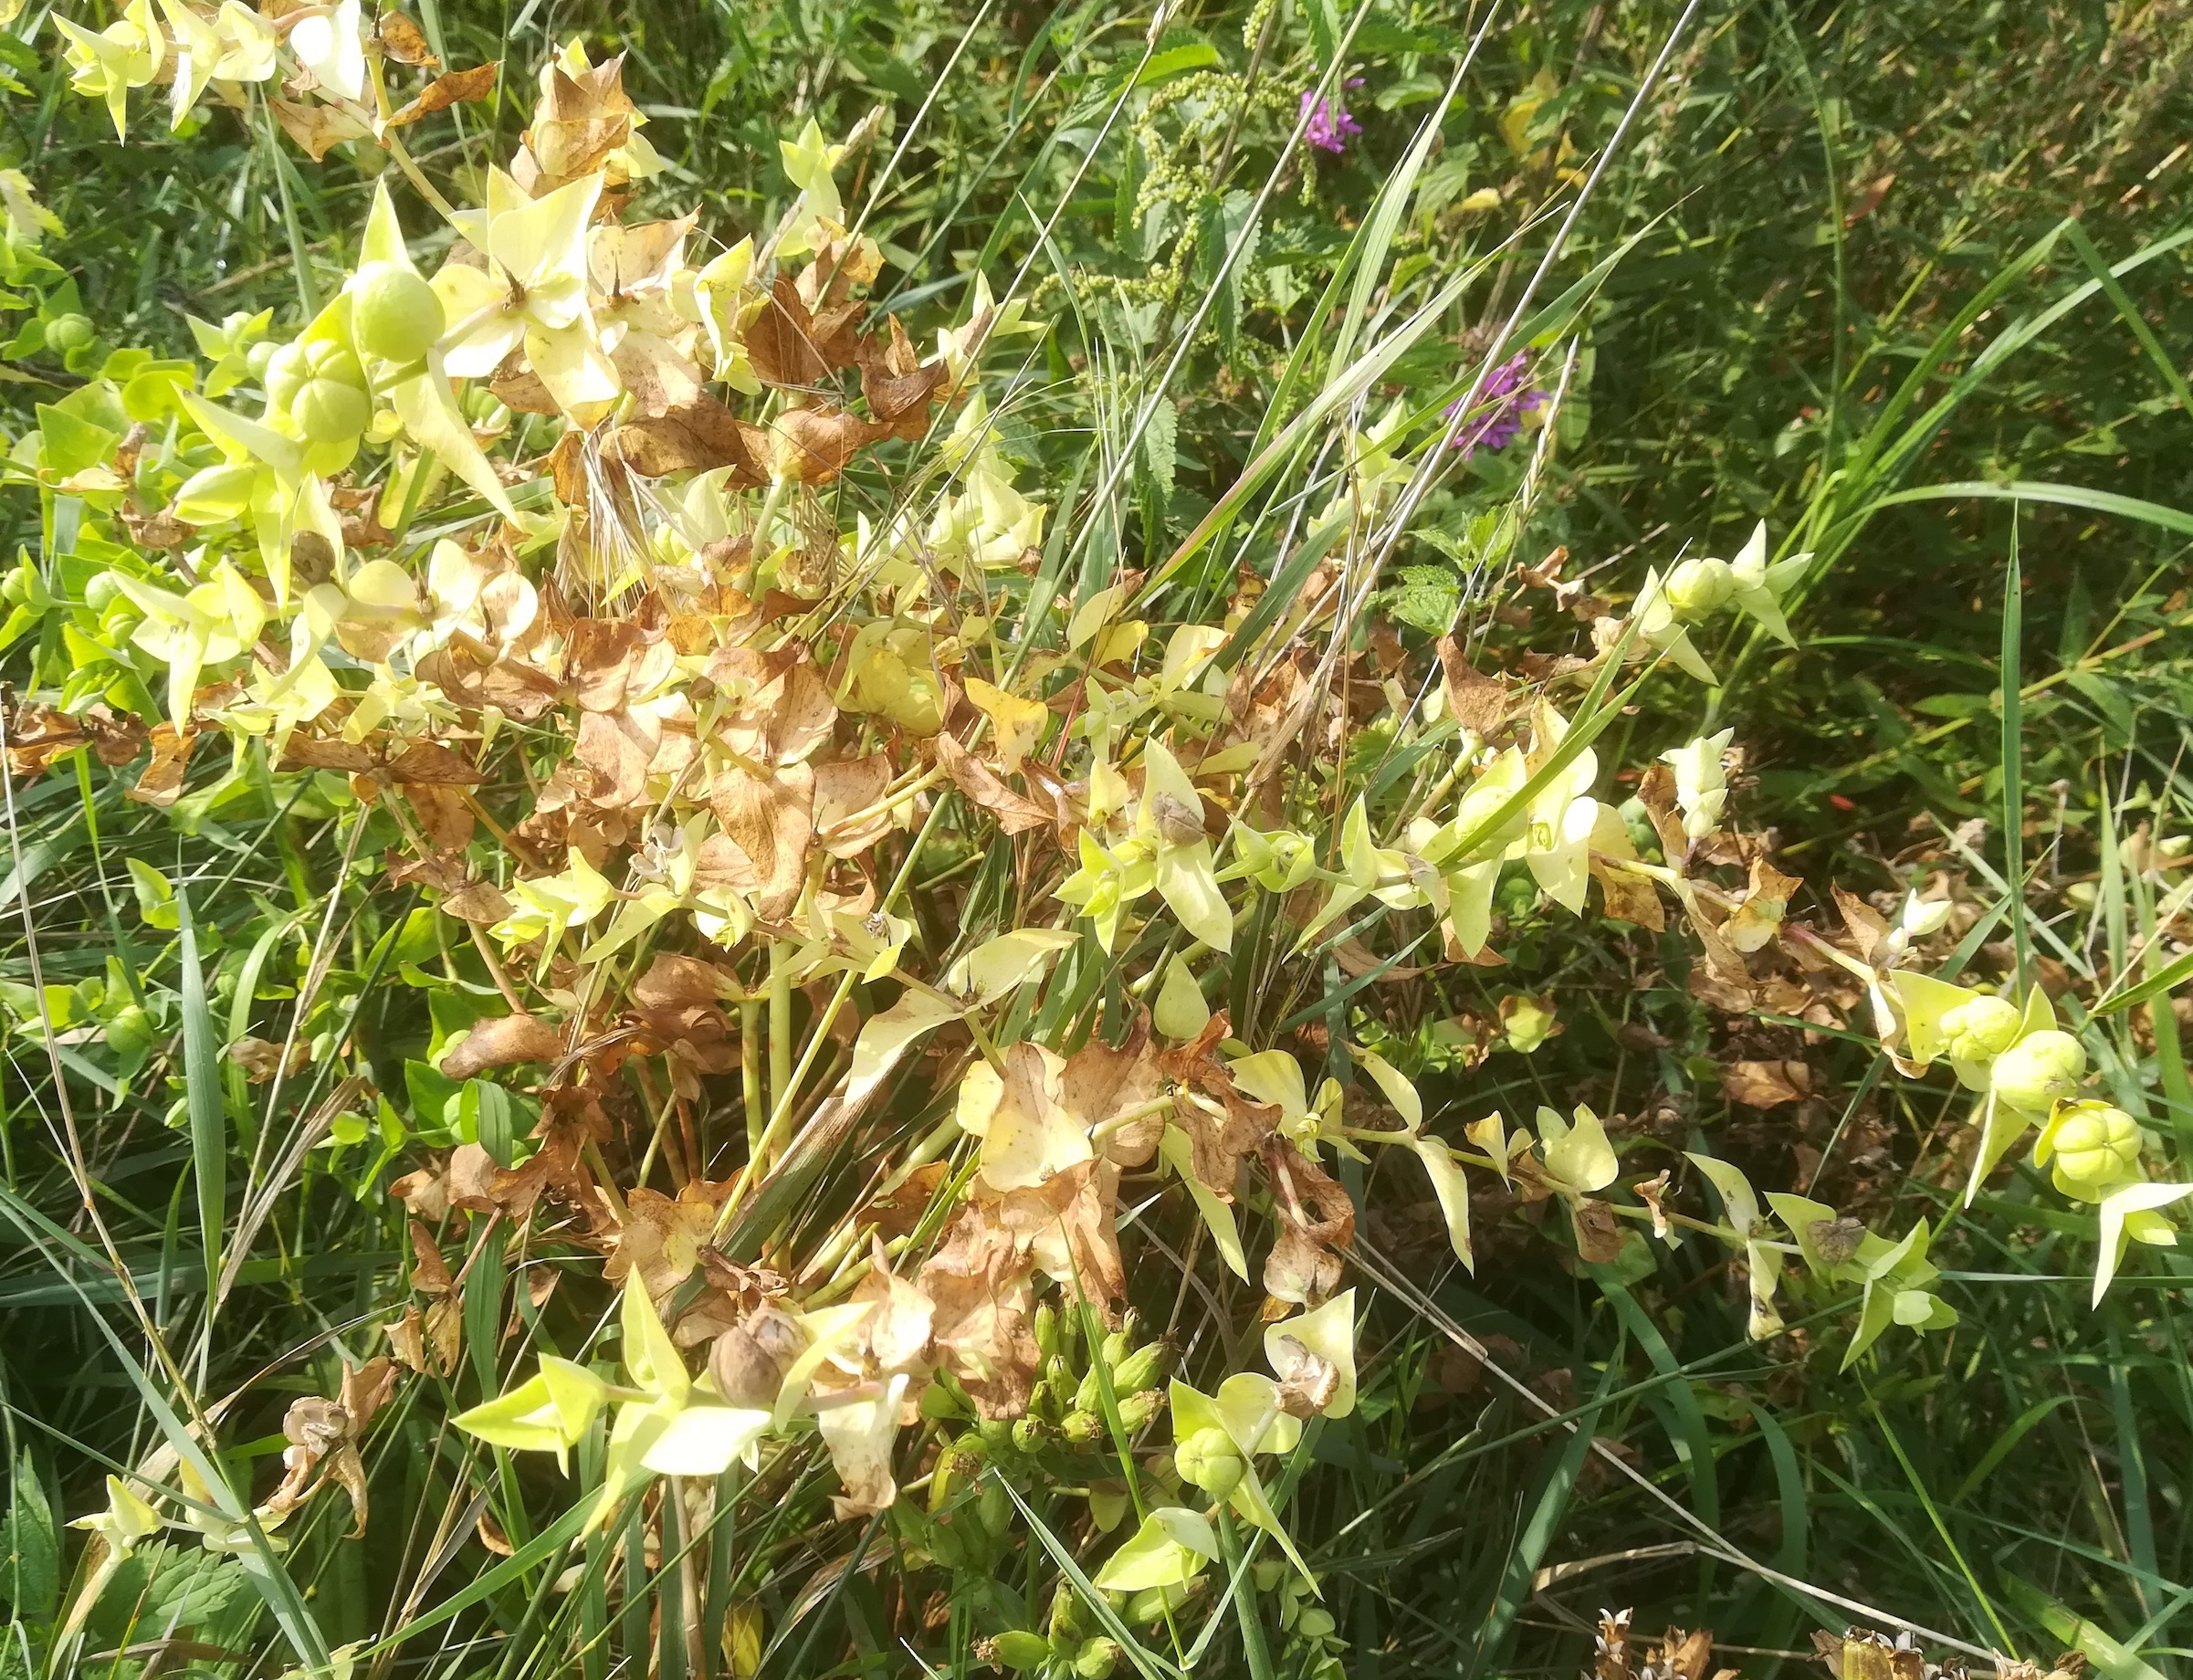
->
{"left": 1175, "top": 1426, "right": 1243, "bottom": 1498}
{"left": 1114, "top": 1390, "right": 1163, "bottom": 1430}
{"left": 43, "top": 313, "right": 93, "bottom": 354}
{"left": 991, "top": 1631, "right": 1051, "bottom": 1671}
{"left": 349, "top": 262, "right": 446, "bottom": 363}
{"left": 1109, "top": 1344, "right": 1163, "bottom": 1393}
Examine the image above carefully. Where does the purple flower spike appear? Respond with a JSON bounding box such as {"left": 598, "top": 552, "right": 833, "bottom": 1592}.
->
{"left": 1300, "top": 78, "right": 1365, "bottom": 154}
{"left": 1445, "top": 352, "right": 1545, "bottom": 459}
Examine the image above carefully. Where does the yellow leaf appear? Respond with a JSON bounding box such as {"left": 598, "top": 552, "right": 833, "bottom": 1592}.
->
{"left": 964, "top": 676, "right": 1048, "bottom": 772}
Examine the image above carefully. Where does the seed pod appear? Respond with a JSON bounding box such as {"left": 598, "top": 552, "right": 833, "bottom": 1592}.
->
{"left": 1989, "top": 1030, "right": 2086, "bottom": 1114}
{"left": 991, "top": 1631, "right": 1052, "bottom": 1671}
{"left": 707, "top": 1303, "right": 803, "bottom": 1408}
{"left": 1115, "top": 1389, "right": 1164, "bottom": 1431}
{"left": 1942, "top": 996, "right": 2026, "bottom": 1088}
{"left": 350, "top": 262, "right": 446, "bottom": 364}
{"left": 1060, "top": 1410, "right": 1104, "bottom": 1444}
{"left": 1664, "top": 555, "right": 1735, "bottom": 620}
{"left": 1046, "top": 1582, "right": 1080, "bottom": 1644}
{"left": 1075, "top": 1637, "right": 1121, "bottom": 1678}
{"left": 1011, "top": 1415, "right": 1049, "bottom": 1454}
{"left": 1175, "top": 1426, "right": 1243, "bottom": 1498}
{"left": 1109, "top": 1343, "right": 1163, "bottom": 1394}
{"left": 2048, "top": 1100, "right": 2142, "bottom": 1196}
{"left": 1035, "top": 1302, "right": 1059, "bottom": 1360}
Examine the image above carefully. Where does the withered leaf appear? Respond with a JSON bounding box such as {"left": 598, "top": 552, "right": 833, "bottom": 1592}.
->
{"left": 604, "top": 395, "right": 766, "bottom": 483}
{"left": 1060, "top": 1016, "right": 1165, "bottom": 1168}
{"left": 415, "top": 647, "right": 561, "bottom": 722}
{"left": 127, "top": 721, "right": 197, "bottom": 808}
{"left": 710, "top": 761, "right": 815, "bottom": 919}
{"left": 390, "top": 1160, "right": 451, "bottom": 1221}
{"left": 518, "top": 56, "right": 640, "bottom": 188}
{"left": 811, "top": 754, "right": 895, "bottom": 856}
{"left": 708, "top": 646, "right": 838, "bottom": 765}
{"left": 631, "top": 951, "right": 733, "bottom": 1013}
{"left": 491, "top": 352, "right": 561, "bottom": 416}
{"left": 1263, "top": 1140, "right": 1354, "bottom": 1306}
{"left": 859, "top": 1160, "right": 950, "bottom": 1244}
{"left": 442, "top": 1013, "right": 562, "bottom": 1081}
{"left": 566, "top": 617, "right": 647, "bottom": 712}
{"left": 269, "top": 98, "right": 373, "bottom": 160}
{"left": 918, "top": 1205, "right": 1040, "bottom": 1420}
{"left": 406, "top": 784, "right": 476, "bottom": 852}
{"left": 408, "top": 1219, "right": 456, "bottom": 1297}
{"left": 385, "top": 62, "right": 499, "bottom": 129}
{"left": 1832, "top": 885, "right": 1894, "bottom": 965}
{"left": 934, "top": 734, "right": 1052, "bottom": 833}
{"left": 1590, "top": 852, "right": 1666, "bottom": 931}
{"left": 5, "top": 703, "right": 145, "bottom": 776}
{"left": 605, "top": 1181, "right": 733, "bottom": 1299}
{"left": 228, "top": 1035, "right": 310, "bottom": 1083}
{"left": 281, "top": 736, "right": 379, "bottom": 772}
{"left": 1722, "top": 1058, "right": 1810, "bottom": 1108}
{"left": 386, "top": 740, "right": 483, "bottom": 785}
{"left": 575, "top": 709, "right": 656, "bottom": 807}
{"left": 769, "top": 404, "right": 885, "bottom": 485}
{"left": 375, "top": 11, "right": 439, "bottom": 65}
{"left": 442, "top": 879, "right": 513, "bottom": 924}
{"left": 1726, "top": 856, "right": 1801, "bottom": 953}
{"left": 611, "top": 329, "right": 706, "bottom": 419}
{"left": 858, "top": 315, "right": 949, "bottom": 439}
{"left": 1434, "top": 635, "right": 1519, "bottom": 737}
{"left": 1572, "top": 1197, "right": 1625, "bottom": 1265}
{"left": 1636, "top": 762, "right": 1692, "bottom": 864}
{"left": 991, "top": 1160, "right": 1128, "bottom": 1305}
{"left": 446, "top": 1141, "right": 500, "bottom": 1212}
{"left": 746, "top": 275, "right": 863, "bottom": 388}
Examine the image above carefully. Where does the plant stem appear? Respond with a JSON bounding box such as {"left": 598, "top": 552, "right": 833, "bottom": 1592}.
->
{"left": 766, "top": 940, "right": 793, "bottom": 1169}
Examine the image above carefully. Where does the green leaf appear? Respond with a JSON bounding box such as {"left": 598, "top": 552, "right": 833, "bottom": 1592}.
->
{"left": 2, "top": 1453, "right": 58, "bottom": 1621}
{"left": 125, "top": 857, "right": 179, "bottom": 929}
{"left": 1091, "top": 1507, "right": 1218, "bottom": 1592}
{"left": 175, "top": 884, "right": 225, "bottom": 1303}
{"left": 2092, "top": 944, "right": 2193, "bottom": 1016}
{"left": 34, "top": 403, "right": 117, "bottom": 476}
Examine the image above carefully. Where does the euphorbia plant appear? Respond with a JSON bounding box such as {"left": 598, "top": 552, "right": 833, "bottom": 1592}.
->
{"left": 10, "top": 9, "right": 2193, "bottom": 1671}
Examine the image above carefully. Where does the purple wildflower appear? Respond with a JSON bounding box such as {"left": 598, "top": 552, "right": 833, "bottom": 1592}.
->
{"left": 1300, "top": 78, "right": 1365, "bottom": 153}
{"left": 1444, "top": 352, "right": 1544, "bottom": 458}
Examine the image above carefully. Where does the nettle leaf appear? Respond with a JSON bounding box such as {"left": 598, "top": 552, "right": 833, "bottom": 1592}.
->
{"left": 1193, "top": 191, "right": 1259, "bottom": 356}
{"left": 1135, "top": 394, "right": 1178, "bottom": 534}
{"left": 1382, "top": 565, "right": 1463, "bottom": 634}
{"left": 2, "top": 1453, "right": 58, "bottom": 1621}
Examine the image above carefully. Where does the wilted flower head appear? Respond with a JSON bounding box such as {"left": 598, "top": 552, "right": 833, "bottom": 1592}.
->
{"left": 1663, "top": 729, "right": 1734, "bottom": 839}
{"left": 1445, "top": 352, "right": 1544, "bottom": 459}
{"left": 1300, "top": 79, "right": 1364, "bottom": 153}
